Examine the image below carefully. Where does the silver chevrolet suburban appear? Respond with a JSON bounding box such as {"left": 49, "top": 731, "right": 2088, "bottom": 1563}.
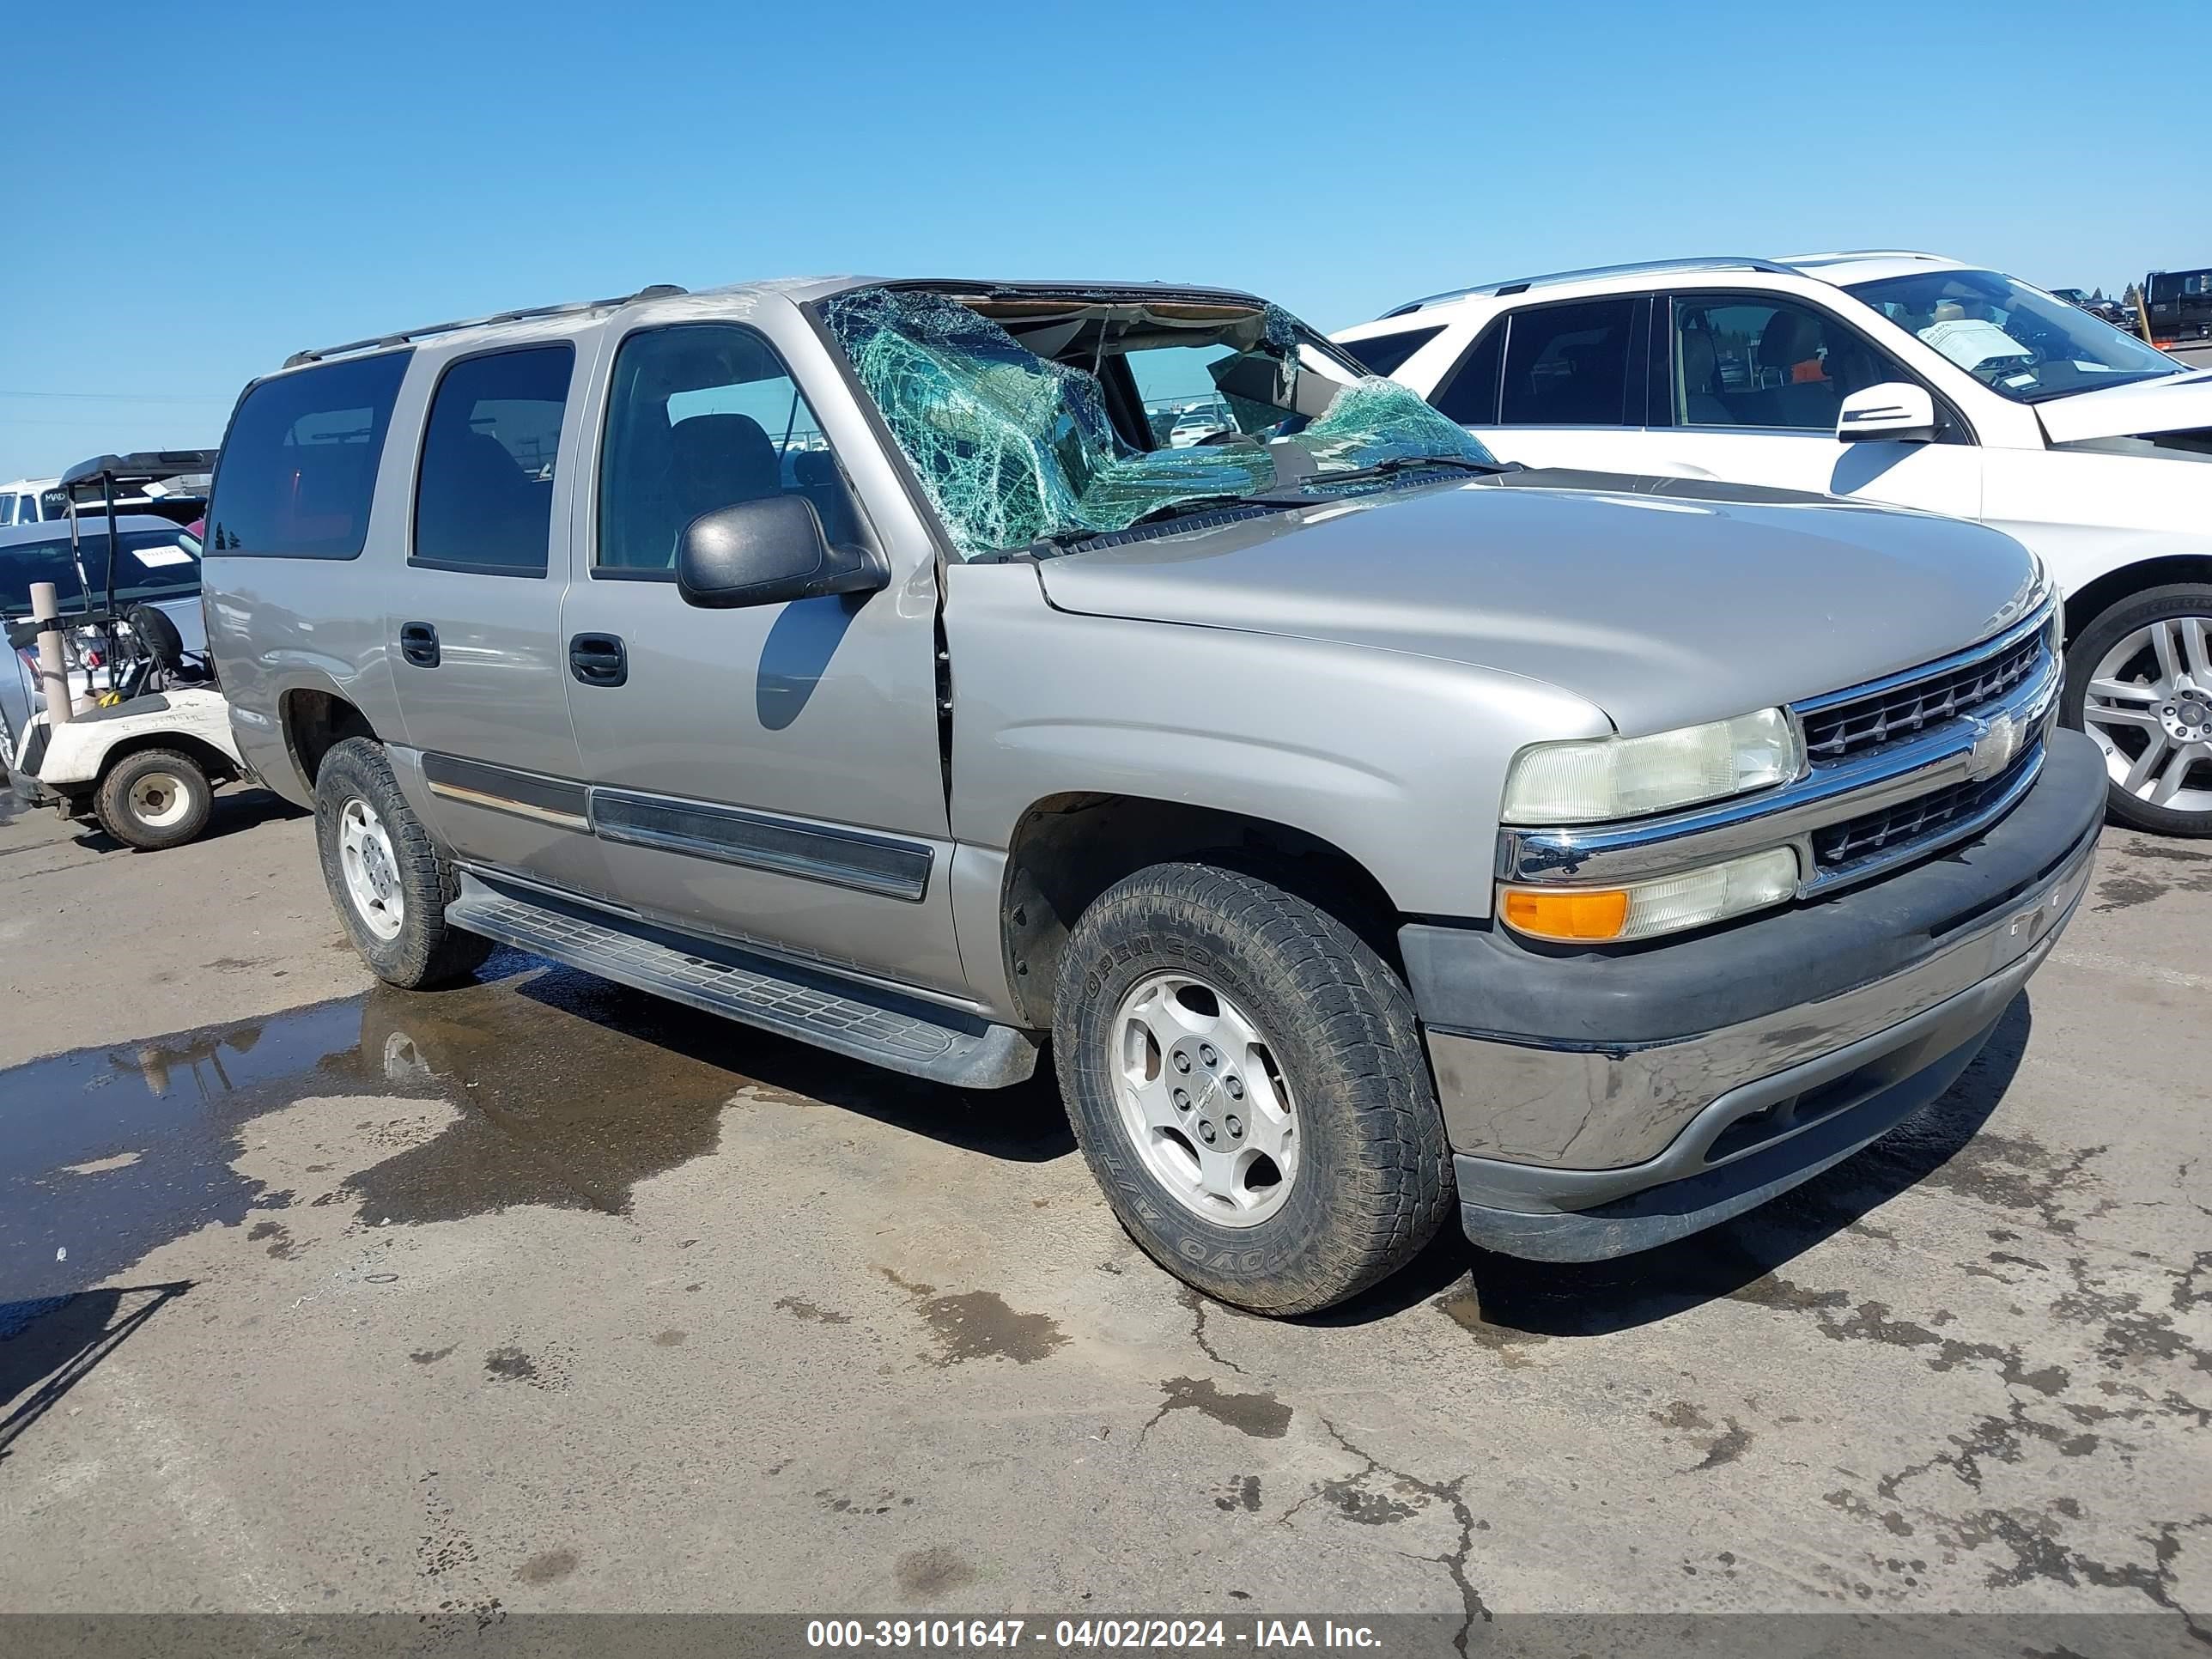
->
{"left": 202, "top": 276, "right": 2106, "bottom": 1315}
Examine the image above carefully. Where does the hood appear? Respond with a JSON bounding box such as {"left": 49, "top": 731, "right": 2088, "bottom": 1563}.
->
{"left": 2033, "top": 366, "right": 2212, "bottom": 443}
{"left": 1034, "top": 472, "right": 2045, "bottom": 734}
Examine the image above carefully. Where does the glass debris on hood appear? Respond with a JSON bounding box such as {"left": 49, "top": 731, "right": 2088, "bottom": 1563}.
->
{"left": 821, "top": 287, "right": 1496, "bottom": 558}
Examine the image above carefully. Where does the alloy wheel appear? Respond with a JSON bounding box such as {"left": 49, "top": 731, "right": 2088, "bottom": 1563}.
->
{"left": 2081, "top": 614, "right": 2212, "bottom": 817}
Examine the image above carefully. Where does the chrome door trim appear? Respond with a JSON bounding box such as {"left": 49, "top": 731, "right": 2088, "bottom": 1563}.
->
{"left": 421, "top": 751, "right": 591, "bottom": 830}
{"left": 588, "top": 787, "right": 934, "bottom": 902}
{"left": 419, "top": 751, "right": 936, "bottom": 902}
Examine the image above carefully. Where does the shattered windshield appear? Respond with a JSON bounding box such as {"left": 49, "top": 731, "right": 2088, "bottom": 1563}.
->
{"left": 820, "top": 286, "right": 1498, "bottom": 559}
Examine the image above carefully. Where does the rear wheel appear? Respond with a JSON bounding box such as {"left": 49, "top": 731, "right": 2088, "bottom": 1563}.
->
{"left": 315, "top": 737, "right": 492, "bottom": 988}
{"left": 2066, "top": 584, "right": 2212, "bottom": 836}
{"left": 1053, "top": 862, "right": 1452, "bottom": 1316}
{"left": 94, "top": 749, "right": 212, "bottom": 851}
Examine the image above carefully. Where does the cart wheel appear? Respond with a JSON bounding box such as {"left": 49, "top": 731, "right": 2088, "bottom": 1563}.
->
{"left": 94, "top": 749, "right": 214, "bottom": 851}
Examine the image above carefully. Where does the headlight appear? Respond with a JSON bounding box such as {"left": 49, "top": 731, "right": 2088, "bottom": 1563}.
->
{"left": 1500, "top": 846, "right": 1801, "bottom": 943}
{"left": 1501, "top": 708, "right": 1802, "bottom": 824}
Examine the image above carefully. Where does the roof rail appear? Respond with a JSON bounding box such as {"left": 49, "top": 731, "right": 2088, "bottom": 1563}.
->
{"left": 1775, "top": 249, "right": 1945, "bottom": 268}
{"left": 284, "top": 283, "right": 690, "bottom": 368}
{"left": 1381, "top": 257, "right": 1787, "bottom": 317}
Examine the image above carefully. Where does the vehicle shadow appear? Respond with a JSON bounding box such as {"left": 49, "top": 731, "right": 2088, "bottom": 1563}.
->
{"left": 497, "top": 965, "right": 1077, "bottom": 1164}
{"left": 70, "top": 786, "right": 307, "bottom": 854}
{"left": 0, "top": 1282, "right": 191, "bottom": 1463}
{"left": 1305, "top": 994, "right": 2033, "bottom": 1334}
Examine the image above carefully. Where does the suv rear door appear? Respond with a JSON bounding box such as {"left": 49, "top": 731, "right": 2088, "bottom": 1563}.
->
{"left": 1431, "top": 295, "right": 1663, "bottom": 477}
{"left": 382, "top": 340, "right": 611, "bottom": 899}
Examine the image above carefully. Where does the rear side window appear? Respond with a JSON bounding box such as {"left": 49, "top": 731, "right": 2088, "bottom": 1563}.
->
{"left": 1431, "top": 324, "right": 1505, "bottom": 424}
{"left": 411, "top": 345, "right": 574, "bottom": 575}
{"left": 207, "top": 352, "right": 410, "bottom": 559}
{"left": 1498, "top": 299, "right": 1637, "bottom": 425}
{"left": 1338, "top": 325, "right": 1444, "bottom": 378}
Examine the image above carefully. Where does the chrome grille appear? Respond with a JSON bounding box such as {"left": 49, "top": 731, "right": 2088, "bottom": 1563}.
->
{"left": 1811, "top": 747, "right": 2039, "bottom": 872}
{"left": 1800, "top": 622, "right": 2050, "bottom": 762}
{"left": 1495, "top": 597, "right": 2063, "bottom": 904}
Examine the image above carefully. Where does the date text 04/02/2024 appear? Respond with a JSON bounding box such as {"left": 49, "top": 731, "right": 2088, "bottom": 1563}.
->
{"left": 804, "top": 1620, "right": 1384, "bottom": 1650}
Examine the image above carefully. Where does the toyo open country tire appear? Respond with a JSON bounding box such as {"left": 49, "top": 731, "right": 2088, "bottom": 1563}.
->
{"left": 2064, "top": 583, "right": 2212, "bottom": 838}
{"left": 1054, "top": 862, "right": 1454, "bottom": 1315}
{"left": 315, "top": 738, "right": 494, "bottom": 989}
{"left": 94, "top": 747, "right": 213, "bottom": 851}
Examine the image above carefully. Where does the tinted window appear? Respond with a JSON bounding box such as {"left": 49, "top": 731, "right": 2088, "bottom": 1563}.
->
{"left": 1498, "top": 300, "right": 1636, "bottom": 425}
{"left": 0, "top": 529, "right": 200, "bottom": 617}
{"left": 412, "top": 346, "right": 573, "bottom": 574}
{"left": 207, "top": 351, "right": 410, "bottom": 558}
{"left": 0, "top": 498, "right": 13, "bottom": 526}
{"left": 2148, "top": 270, "right": 2211, "bottom": 306}
{"left": 1673, "top": 296, "right": 1900, "bottom": 430}
{"left": 599, "top": 324, "right": 864, "bottom": 574}
{"left": 1432, "top": 324, "right": 1505, "bottom": 424}
{"left": 1339, "top": 325, "right": 1444, "bottom": 378}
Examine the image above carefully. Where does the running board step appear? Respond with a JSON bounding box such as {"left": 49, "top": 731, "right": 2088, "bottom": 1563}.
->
{"left": 447, "top": 873, "right": 1038, "bottom": 1090}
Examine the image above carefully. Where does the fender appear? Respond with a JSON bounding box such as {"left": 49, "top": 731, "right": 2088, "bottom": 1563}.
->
{"left": 35, "top": 688, "right": 244, "bottom": 791}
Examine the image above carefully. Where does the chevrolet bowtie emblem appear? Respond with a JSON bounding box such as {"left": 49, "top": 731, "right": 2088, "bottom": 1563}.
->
{"left": 1967, "top": 712, "right": 2020, "bottom": 782}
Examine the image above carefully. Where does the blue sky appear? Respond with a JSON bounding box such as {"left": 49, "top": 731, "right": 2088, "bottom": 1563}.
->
{"left": 2, "top": 0, "right": 2201, "bottom": 481}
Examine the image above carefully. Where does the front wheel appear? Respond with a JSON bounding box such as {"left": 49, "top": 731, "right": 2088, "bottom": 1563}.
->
{"left": 94, "top": 748, "right": 213, "bottom": 851}
{"left": 1053, "top": 863, "right": 1452, "bottom": 1316}
{"left": 314, "top": 738, "right": 493, "bottom": 988}
{"left": 2066, "top": 584, "right": 2212, "bottom": 836}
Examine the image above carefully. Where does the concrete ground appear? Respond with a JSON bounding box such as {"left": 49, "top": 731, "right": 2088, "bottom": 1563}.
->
{"left": 0, "top": 782, "right": 2206, "bottom": 1634}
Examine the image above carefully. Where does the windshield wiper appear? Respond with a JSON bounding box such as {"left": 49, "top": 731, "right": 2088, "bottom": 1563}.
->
{"left": 1014, "top": 454, "right": 1517, "bottom": 558}
{"left": 1124, "top": 458, "right": 1512, "bottom": 524}
{"left": 1317, "top": 455, "right": 1517, "bottom": 484}
{"left": 1129, "top": 493, "right": 1285, "bottom": 525}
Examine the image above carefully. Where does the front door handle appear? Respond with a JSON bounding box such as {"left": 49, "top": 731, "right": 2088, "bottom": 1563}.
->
{"left": 568, "top": 633, "right": 628, "bottom": 687}
{"left": 399, "top": 622, "right": 440, "bottom": 668}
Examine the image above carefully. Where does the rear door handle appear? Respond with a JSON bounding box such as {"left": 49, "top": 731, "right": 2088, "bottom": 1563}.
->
{"left": 568, "top": 633, "right": 627, "bottom": 687}
{"left": 399, "top": 622, "right": 440, "bottom": 668}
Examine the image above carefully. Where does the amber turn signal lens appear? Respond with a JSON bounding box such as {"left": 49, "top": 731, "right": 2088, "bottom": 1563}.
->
{"left": 1500, "top": 885, "right": 1631, "bottom": 942}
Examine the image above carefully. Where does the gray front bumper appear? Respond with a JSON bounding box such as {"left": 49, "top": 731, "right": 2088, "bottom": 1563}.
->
{"left": 1401, "top": 727, "right": 2106, "bottom": 1261}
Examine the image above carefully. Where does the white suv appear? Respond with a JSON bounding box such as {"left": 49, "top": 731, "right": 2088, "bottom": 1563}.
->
{"left": 1338, "top": 252, "right": 2212, "bottom": 836}
{"left": 0, "top": 478, "right": 63, "bottom": 526}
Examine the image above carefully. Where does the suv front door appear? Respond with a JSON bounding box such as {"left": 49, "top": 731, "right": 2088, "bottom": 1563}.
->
{"left": 557, "top": 314, "right": 967, "bottom": 1000}
{"left": 1649, "top": 290, "right": 1982, "bottom": 519}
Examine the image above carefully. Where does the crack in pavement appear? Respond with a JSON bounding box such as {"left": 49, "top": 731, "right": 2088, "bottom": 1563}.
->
{"left": 1733, "top": 1276, "right": 2073, "bottom": 1395}
{"left": 1178, "top": 1285, "right": 1249, "bottom": 1378}
{"left": 1948, "top": 1509, "right": 2211, "bottom": 1639}
{"left": 2051, "top": 1252, "right": 2212, "bottom": 1379}
{"left": 1277, "top": 1416, "right": 1492, "bottom": 1656}
{"left": 1917, "top": 1133, "right": 2110, "bottom": 1239}
{"left": 1875, "top": 1398, "right": 2114, "bottom": 1502}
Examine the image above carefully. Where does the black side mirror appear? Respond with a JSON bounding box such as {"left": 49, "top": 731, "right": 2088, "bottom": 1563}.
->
{"left": 676, "top": 495, "right": 889, "bottom": 611}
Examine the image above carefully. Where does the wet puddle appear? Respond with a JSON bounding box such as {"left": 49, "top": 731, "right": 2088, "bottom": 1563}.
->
{"left": 3, "top": 950, "right": 1074, "bottom": 1307}
{"left": 0, "top": 955, "right": 768, "bottom": 1303}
